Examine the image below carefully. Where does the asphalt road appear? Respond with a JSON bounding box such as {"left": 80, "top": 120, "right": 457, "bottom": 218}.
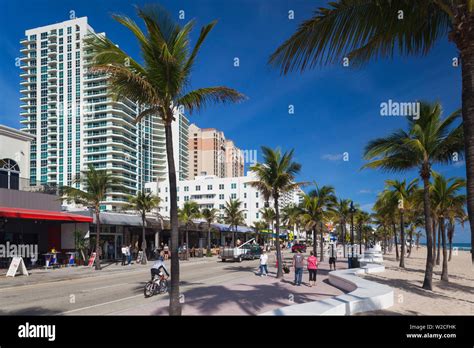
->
{"left": 0, "top": 257, "right": 261, "bottom": 315}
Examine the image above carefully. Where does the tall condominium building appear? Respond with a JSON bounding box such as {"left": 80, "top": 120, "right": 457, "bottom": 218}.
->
{"left": 145, "top": 172, "right": 304, "bottom": 226}
{"left": 188, "top": 123, "right": 244, "bottom": 180}
{"left": 19, "top": 17, "right": 188, "bottom": 211}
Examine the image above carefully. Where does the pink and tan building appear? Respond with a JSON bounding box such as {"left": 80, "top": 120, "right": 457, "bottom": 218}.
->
{"left": 188, "top": 124, "right": 244, "bottom": 180}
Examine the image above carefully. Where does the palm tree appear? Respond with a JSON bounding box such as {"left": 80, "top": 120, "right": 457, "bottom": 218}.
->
{"left": 223, "top": 199, "right": 246, "bottom": 247}
{"left": 269, "top": 1, "right": 474, "bottom": 262}
{"left": 61, "top": 164, "right": 119, "bottom": 270}
{"left": 250, "top": 147, "right": 303, "bottom": 278}
{"left": 201, "top": 207, "right": 219, "bottom": 252}
{"left": 363, "top": 102, "right": 464, "bottom": 290}
{"left": 125, "top": 191, "right": 160, "bottom": 264}
{"left": 85, "top": 5, "right": 245, "bottom": 315}
{"left": 260, "top": 207, "right": 276, "bottom": 230}
{"left": 307, "top": 184, "right": 337, "bottom": 261}
{"left": 281, "top": 204, "right": 301, "bottom": 243}
{"left": 447, "top": 207, "right": 467, "bottom": 261}
{"left": 374, "top": 190, "right": 399, "bottom": 260}
{"left": 355, "top": 210, "right": 371, "bottom": 255}
{"left": 431, "top": 173, "right": 466, "bottom": 281}
{"left": 385, "top": 179, "right": 419, "bottom": 268}
{"left": 334, "top": 198, "right": 351, "bottom": 257}
{"left": 300, "top": 185, "right": 336, "bottom": 261}
{"left": 178, "top": 201, "right": 201, "bottom": 251}
{"left": 251, "top": 220, "right": 267, "bottom": 245}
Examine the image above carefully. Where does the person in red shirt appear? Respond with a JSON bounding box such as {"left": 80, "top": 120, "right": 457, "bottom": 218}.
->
{"left": 307, "top": 251, "right": 318, "bottom": 287}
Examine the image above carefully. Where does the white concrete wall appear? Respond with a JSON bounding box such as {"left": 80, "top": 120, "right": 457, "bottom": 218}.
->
{"left": 0, "top": 126, "right": 33, "bottom": 186}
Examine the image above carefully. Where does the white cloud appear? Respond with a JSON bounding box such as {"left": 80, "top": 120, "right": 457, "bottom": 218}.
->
{"left": 359, "top": 189, "right": 372, "bottom": 194}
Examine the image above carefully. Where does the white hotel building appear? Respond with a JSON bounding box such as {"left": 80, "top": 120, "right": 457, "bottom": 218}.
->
{"left": 19, "top": 17, "right": 189, "bottom": 211}
{"left": 145, "top": 173, "right": 304, "bottom": 226}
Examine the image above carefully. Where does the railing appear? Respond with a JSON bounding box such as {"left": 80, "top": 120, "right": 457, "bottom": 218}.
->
{"left": 0, "top": 176, "right": 60, "bottom": 195}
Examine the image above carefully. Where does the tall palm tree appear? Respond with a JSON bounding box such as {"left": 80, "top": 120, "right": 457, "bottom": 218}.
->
{"left": 201, "top": 207, "right": 219, "bottom": 252}
{"left": 125, "top": 191, "right": 161, "bottom": 264}
{"left": 223, "top": 199, "right": 246, "bottom": 247}
{"left": 308, "top": 184, "right": 337, "bottom": 261}
{"left": 355, "top": 210, "right": 371, "bottom": 254}
{"left": 178, "top": 201, "right": 201, "bottom": 250}
{"left": 250, "top": 147, "right": 303, "bottom": 278}
{"left": 334, "top": 198, "right": 351, "bottom": 257}
{"left": 300, "top": 185, "right": 337, "bottom": 261}
{"left": 363, "top": 102, "right": 464, "bottom": 290}
{"left": 374, "top": 189, "right": 399, "bottom": 260}
{"left": 385, "top": 179, "right": 419, "bottom": 268}
{"left": 431, "top": 173, "right": 466, "bottom": 281}
{"left": 269, "top": 1, "right": 474, "bottom": 262}
{"left": 85, "top": 5, "right": 245, "bottom": 315}
{"left": 61, "top": 164, "right": 119, "bottom": 270}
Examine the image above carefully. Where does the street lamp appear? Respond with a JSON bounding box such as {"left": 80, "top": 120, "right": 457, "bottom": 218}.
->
{"left": 349, "top": 201, "right": 356, "bottom": 268}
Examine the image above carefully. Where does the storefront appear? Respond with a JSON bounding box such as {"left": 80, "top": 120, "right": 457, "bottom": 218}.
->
{"left": 0, "top": 206, "right": 92, "bottom": 268}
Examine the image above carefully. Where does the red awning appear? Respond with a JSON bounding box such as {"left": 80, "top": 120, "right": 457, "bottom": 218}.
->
{"left": 0, "top": 206, "right": 93, "bottom": 222}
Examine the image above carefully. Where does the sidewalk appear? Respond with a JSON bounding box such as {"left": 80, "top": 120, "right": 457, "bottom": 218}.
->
{"left": 112, "top": 256, "right": 348, "bottom": 315}
{"left": 0, "top": 255, "right": 218, "bottom": 290}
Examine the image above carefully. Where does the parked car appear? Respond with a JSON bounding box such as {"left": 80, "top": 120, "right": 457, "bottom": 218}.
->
{"left": 291, "top": 243, "right": 307, "bottom": 253}
{"left": 240, "top": 244, "right": 262, "bottom": 260}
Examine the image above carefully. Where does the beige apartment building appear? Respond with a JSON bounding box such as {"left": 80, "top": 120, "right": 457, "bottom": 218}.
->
{"left": 188, "top": 124, "right": 244, "bottom": 180}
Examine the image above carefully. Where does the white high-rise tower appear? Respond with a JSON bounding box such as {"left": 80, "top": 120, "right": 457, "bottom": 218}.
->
{"left": 19, "top": 17, "right": 189, "bottom": 211}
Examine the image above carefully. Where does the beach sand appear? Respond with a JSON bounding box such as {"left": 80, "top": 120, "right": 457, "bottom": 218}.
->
{"left": 359, "top": 246, "right": 473, "bottom": 315}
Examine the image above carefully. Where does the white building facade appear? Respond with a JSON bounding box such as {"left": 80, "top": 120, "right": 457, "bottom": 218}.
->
{"left": 19, "top": 17, "right": 189, "bottom": 211}
{"left": 145, "top": 173, "right": 304, "bottom": 226}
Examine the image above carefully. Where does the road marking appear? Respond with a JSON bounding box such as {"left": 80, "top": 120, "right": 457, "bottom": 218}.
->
{"left": 0, "top": 260, "right": 217, "bottom": 292}
{"left": 79, "top": 283, "right": 128, "bottom": 293}
{"left": 59, "top": 271, "right": 247, "bottom": 315}
{"left": 60, "top": 294, "right": 144, "bottom": 314}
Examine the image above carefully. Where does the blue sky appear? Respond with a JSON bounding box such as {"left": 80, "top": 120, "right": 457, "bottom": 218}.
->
{"left": 0, "top": 0, "right": 470, "bottom": 242}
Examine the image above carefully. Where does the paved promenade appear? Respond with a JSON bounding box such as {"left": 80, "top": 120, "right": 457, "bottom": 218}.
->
{"left": 113, "top": 252, "right": 347, "bottom": 315}
{"left": 0, "top": 250, "right": 347, "bottom": 315}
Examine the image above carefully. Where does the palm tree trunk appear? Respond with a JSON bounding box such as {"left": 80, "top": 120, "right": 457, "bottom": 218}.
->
{"left": 207, "top": 225, "right": 211, "bottom": 252}
{"left": 141, "top": 213, "right": 147, "bottom": 264}
{"left": 432, "top": 219, "right": 437, "bottom": 263}
{"left": 95, "top": 210, "right": 101, "bottom": 271}
{"left": 273, "top": 193, "right": 283, "bottom": 278}
{"left": 320, "top": 221, "right": 324, "bottom": 262}
{"left": 312, "top": 227, "right": 317, "bottom": 258}
{"left": 421, "top": 169, "right": 434, "bottom": 291}
{"left": 407, "top": 226, "right": 413, "bottom": 258}
{"left": 399, "top": 211, "right": 405, "bottom": 268}
{"left": 164, "top": 120, "right": 181, "bottom": 316}
{"left": 436, "top": 221, "right": 441, "bottom": 266}
{"left": 459, "top": 39, "right": 474, "bottom": 265}
{"left": 440, "top": 218, "right": 449, "bottom": 282}
{"left": 342, "top": 220, "right": 346, "bottom": 258}
{"left": 358, "top": 223, "right": 362, "bottom": 255}
{"left": 393, "top": 223, "right": 399, "bottom": 261}
{"left": 448, "top": 224, "right": 454, "bottom": 262}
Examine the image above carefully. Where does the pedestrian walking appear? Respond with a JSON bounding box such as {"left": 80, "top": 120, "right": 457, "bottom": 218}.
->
{"left": 127, "top": 244, "right": 132, "bottom": 265}
{"left": 292, "top": 250, "right": 305, "bottom": 286}
{"left": 163, "top": 244, "right": 169, "bottom": 260}
{"left": 329, "top": 243, "right": 337, "bottom": 270}
{"left": 307, "top": 251, "right": 318, "bottom": 287}
{"left": 259, "top": 250, "right": 268, "bottom": 276}
{"left": 121, "top": 245, "right": 127, "bottom": 266}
